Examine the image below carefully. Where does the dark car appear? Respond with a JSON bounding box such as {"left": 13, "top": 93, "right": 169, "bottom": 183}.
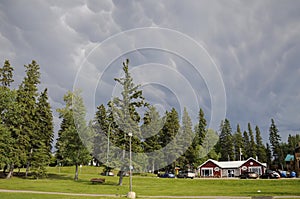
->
{"left": 260, "top": 170, "right": 280, "bottom": 179}
{"left": 240, "top": 172, "right": 259, "bottom": 179}
{"left": 158, "top": 172, "right": 175, "bottom": 178}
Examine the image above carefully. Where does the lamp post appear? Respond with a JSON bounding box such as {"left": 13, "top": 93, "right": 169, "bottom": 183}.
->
{"left": 127, "top": 132, "right": 135, "bottom": 198}
{"left": 106, "top": 122, "right": 112, "bottom": 176}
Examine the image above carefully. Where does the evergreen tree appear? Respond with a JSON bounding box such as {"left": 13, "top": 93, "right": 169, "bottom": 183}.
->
{"left": 196, "top": 108, "right": 207, "bottom": 145}
{"left": 160, "top": 108, "right": 180, "bottom": 171}
{"left": 287, "top": 134, "right": 300, "bottom": 154}
{"left": 141, "top": 106, "right": 164, "bottom": 172}
{"left": 56, "top": 90, "right": 91, "bottom": 181}
{"left": 110, "top": 59, "right": 147, "bottom": 185}
{"left": 0, "top": 60, "right": 14, "bottom": 87}
{"left": 179, "top": 107, "right": 194, "bottom": 168}
{"left": 1, "top": 88, "right": 24, "bottom": 179}
{"left": 92, "top": 104, "right": 109, "bottom": 165}
{"left": 233, "top": 124, "right": 243, "bottom": 160}
{"left": 255, "top": 126, "right": 267, "bottom": 162}
{"left": 16, "top": 60, "right": 41, "bottom": 177}
{"left": 31, "top": 88, "right": 54, "bottom": 178}
{"left": 248, "top": 123, "right": 257, "bottom": 158}
{"left": 218, "top": 119, "right": 234, "bottom": 161}
{"left": 269, "top": 119, "right": 282, "bottom": 168}
{"left": 243, "top": 131, "right": 250, "bottom": 159}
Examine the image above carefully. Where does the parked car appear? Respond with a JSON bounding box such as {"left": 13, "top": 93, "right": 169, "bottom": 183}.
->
{"left": 177, "top": 170, "right": 196, "bottom": 179}
{"left": 158, "top": 172, "right": 175, "bottom": 178}
{"left": 260, "top": 170, "right": 280, "bottom": 179}
{"left": 240, "top": 172, "right": 259, "bottom": 179}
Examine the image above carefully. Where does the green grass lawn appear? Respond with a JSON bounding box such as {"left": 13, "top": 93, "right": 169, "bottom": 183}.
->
{"left": 0, "top": 166, "right": 299, "bottom": 198}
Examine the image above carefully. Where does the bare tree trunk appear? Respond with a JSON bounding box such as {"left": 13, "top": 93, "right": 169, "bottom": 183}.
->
{"left": 6, "top": 163, "right": 14, "bottom": 179}
{"left": 25, "top": 160, "right": 30, "bottom": 178}
{"left": 118, "top": 145, "right": 126, "bottom": 186}
{"left": 152, "top": 160, "right": 155, "bottom": 173}
{"left": 118, "top": 166, "right": 125, "bottom": 186}
{"left": 74, "top": 164, "right": 79, "bottom": 181}
{"left": 25, "top": 148, "right": 33, "bottom": 178}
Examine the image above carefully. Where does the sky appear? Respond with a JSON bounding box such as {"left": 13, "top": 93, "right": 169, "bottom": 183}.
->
{"left": 0, "top": 0, "right": 300, "bottom": 144}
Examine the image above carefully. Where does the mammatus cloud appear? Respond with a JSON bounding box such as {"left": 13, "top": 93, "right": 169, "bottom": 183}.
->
{"left": 0, "top": 0, "right": 299, "bottom": 144}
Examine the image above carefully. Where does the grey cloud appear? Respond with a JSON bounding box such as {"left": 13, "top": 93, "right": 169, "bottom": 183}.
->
{"left": 0, "top": 0, "right": 299, "bottom": 141}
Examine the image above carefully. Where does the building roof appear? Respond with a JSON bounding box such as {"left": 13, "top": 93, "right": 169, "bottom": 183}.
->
{"left": 284, "top": 154, "right": 294, "bottom": 162}
{"left": 198, "top": 157, "right": 266, "bottom": 169}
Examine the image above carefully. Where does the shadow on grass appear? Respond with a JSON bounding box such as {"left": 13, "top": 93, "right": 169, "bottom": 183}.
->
{"left": 47, "top": 173, "right": 74, "bottom": 180}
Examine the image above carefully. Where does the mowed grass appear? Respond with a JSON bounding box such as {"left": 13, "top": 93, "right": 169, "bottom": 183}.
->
{"left": 0, "top": 166, "right": 299, "bottom": 198}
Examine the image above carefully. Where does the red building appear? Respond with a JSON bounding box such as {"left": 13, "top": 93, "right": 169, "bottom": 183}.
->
{"left": 198, "top": 157, "right": 267, "bottom": 178}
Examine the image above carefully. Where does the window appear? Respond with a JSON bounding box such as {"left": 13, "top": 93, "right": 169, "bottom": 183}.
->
{"left": 249, "top": 167, "right": 262, "bottom": 175}
{"left": 201, "top": 168, "right": 213, "bottom": 177}
{"left": 227, "top": 169, "right": 235, "bottom": 177}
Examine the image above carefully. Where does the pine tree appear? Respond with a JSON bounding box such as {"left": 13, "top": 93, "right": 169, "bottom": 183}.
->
{"left": 141, "top": 106, "right": 164, "bottom": 172}
{"left": 92, "top": 104, "right": 109, "bottom": 165}
{"left": 269, "top": 119, "right": 282, "bottom": 168}
{"left": 218, "top": 119, "right": 234, "bottom": 161}
{"left": 56, "top": 90, "right": 91, "bottom": 181}
{"left": 196, "top": 108, "right": 207, "bottom": 145}
{"left": 243, "top": 131, "right": 250, "bottom": 159}
{"left": 110, "top": 59, "right": 148, "bottom": 185}
{"left": 255, "top": 126, "right": 267, "bottom": 162}
{"left": 2, "top": 89, "right": 24, "bottom": 179}
{"left": 0, "top": 60, "right": 14, "bottom": 87}
{"left": 159, "top": 108, "right": 180, "bottom": 171}
{"left": 31, "top": 88, "right": 54, "bottom": 178}
{"left": 0, "top": 61, "right": 15, "bottom": 167}
{"left": 287, "top": 134, "right": 300, "bottom": 154}
{"left": 233, "top": 124, "right": 243, "bottom": 160}
{"left": 248, "top": 123, "right": 257, "bottom": 158}
{"left": 180, "top": 107, "right": 194, "bottom": 168}
{"left": 17, "top": 60, "right": 41, "bottom": 177}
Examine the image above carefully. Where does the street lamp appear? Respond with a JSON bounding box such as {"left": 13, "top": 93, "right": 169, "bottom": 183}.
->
{"left": 106, "top": 122, "right": 112, "bottom": 176}
{"left": 127, "top": 132, "right": 135, "bottom": 198}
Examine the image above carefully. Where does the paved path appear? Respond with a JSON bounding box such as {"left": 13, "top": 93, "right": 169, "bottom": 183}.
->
{"left": 0, "top": 189, "right": 300, "bottom": 198}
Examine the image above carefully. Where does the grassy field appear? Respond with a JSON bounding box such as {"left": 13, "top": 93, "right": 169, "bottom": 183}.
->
{"left": 0, "top": 166, "right": 299, "bottom": 198}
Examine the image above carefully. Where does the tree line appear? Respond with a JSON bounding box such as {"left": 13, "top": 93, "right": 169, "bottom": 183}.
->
{"left": 0, "top": 59, "right": 299, "bottom": 182}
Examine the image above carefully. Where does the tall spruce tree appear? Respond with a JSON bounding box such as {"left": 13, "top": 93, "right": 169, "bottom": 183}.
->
{"left": 160, "top": 108, "right": 180, "bottom": 171}
{"left": 196, "top": 108, "right": 207, "bottom": 145}
{"left": 269, "top": 119, "right": 282, "bottom": 168}
{"left": 248, "top": 123, "right": 257, "bottom": 158}
{"left": 0, "top": 60, "right": 14, "bottom": 87}
{"left": 180, "top": 107, "right": 194, "bottom": 168}
{"left": 233, "top": 124, "right": 243, "bottom": 160}
{"left": 255, "top": 126, "right": 267, "bottom": 162}
{"left": 17, "top": 60, "right": 41, "bottom": 177}
{"left": 110, "top": 59, "right": 147, "bottom": 185}
{"left": 243, "top": 131, "right": 250, "bottom": 159}
{"left": 32, "top": 88, "right": 54, "bottom": 178}
{"left": 141, "top": 106, "right": 164, "bottom": 172}
{"left": 1, "top": 88, "right": 23, "bottom": 179}
{"left": 218, "top": 119, "right": 234, "bottom": 161}
{"left": 92, "top": 104, "right": 109, "bottom": 166}
{"left": 0, "top": 60, "right": 14, "bottom": 170}
{"left": 56, "top": 90, "right": 91, "bottom": 180}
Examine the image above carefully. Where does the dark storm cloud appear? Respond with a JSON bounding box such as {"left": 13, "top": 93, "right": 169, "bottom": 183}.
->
{"left": 0, "top": 0, "right": 299, "bottom": 140}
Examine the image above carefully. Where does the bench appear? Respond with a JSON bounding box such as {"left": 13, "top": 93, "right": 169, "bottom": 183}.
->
{"left": 90, "top": 178, "right": 105, "bottom": 184}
